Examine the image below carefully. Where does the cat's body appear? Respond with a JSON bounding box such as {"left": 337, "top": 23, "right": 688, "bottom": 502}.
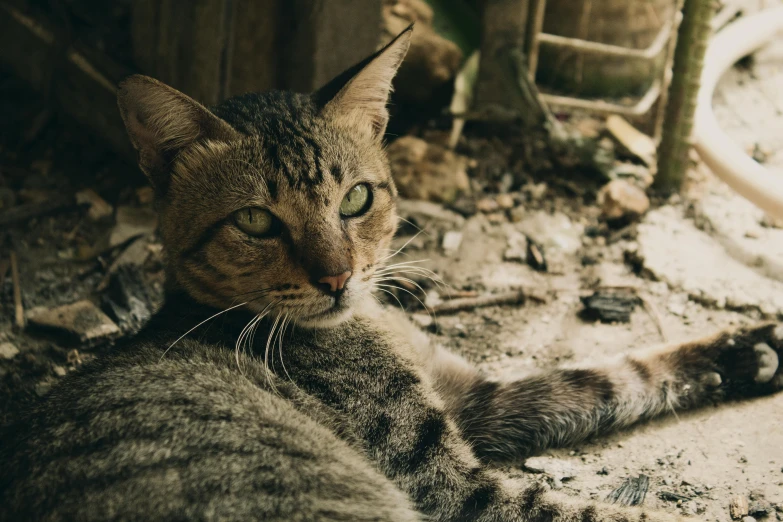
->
{"left": 2, "top": 27, "right": 782, "bottom": 522}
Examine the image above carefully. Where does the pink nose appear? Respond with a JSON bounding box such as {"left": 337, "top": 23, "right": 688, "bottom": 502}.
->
{"left": 318, "top": 271, "right": 352, "bottom": 293}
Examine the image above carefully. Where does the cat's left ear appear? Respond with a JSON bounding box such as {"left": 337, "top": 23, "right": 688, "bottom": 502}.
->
{"left": 315, "top": 25, "right": 412, "bottom": 141}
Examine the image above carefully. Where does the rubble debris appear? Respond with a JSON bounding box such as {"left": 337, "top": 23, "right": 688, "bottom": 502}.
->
{"left": 659, "top": 491, "right": 691, "bottom": 502}
{"left": 429, "top": 289, "right": 547, "bottom": 315}
{"left": 26, "top": 300, "right": 120, "bottom": 346}
{"left": 75, "top": 189, "right": 113, "bottom": 221}
{"left": 0, "top": 193, "right": 78, "bottom": 227}
{"left": 503, "top": 231, "right": 527, "bottom": 263}
{"left": 10, "top": 252, "right": 24, "bottom": 329}
{"left": 730, "top": 495, "right": 750, "bottom": 520}
{"left": 382, "top": 0, "right": 462, "bottom": 103}
{"left": 606, "top": 475, "right": 649, "bottom": 506}
{"left": 760, "top": 213, "right": 783, "bottom": 229}
{"left": 101, "top": 264, "right": 155, "bottom": 334}
{"left": 523, "top": 457, "right": 578, "bottom": 482}
{"left": 606, "top": 115, "right": 656, "bottom": 166}
{"left": 97, "top": 236, "right": 151, "bottom": 291}
{"left": 387, "top": 136, "right": 470, "bottom": 205}
{"left": 580, "top": 290, "right": 641, "bottom": 323}
{"left": 748, "top": 498, "right": 773, "bottom": 518}
{"left": 598, "top": 179, "right": 650, "bottom": 224}
{"left": 441, "top": 231, "right": 463, "bottom": 255}
{"left": 635, "top": 207, "right": 783, "bottom": 317}
{"left": 396, "top": 199, "right": 465, "bottom": 229}
{"left": 526, "top": 239, "right": 547, "bottom": 272}
{"left": 0, "top": 342, "right": 20, "bottom": 359}
{"left": 66, "top": 349, "right": 83, "bottom": 366}
{"left": 611, "top": 162, "right": 654, "bottom": 188}
{"left": 476, "top": 198, "right": 500, "bottom": 213}
{"left": 517, "top": 211, "right": 583, "bottom": 255}
{"left": 496, "top": 194, "right": 515, "bottom": 210}
{"left": 109, "top": 206, "right": 158, "bottom": 247}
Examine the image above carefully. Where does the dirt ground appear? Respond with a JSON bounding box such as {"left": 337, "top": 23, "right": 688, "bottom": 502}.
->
{"left": 2, "top": 17, "right": 783, "bottom": 522}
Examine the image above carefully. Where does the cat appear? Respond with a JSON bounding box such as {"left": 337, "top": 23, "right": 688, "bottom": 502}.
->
{"left": 1, "top": 26, "right": 781, "bottom": 522}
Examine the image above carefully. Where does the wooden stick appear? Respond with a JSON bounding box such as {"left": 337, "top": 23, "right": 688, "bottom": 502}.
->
{"left": 10, "top": 251, "right": 24, "bottom": 328}
{"left": 0, "top": 194, "right": 78, "bottom": 227}
{"left": 430, "top": 289, "right": 547, "bottom": 315}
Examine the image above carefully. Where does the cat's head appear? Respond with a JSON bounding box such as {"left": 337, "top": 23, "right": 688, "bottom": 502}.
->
{"left": 117, "top": 28, "right": 412, "bottom": 327}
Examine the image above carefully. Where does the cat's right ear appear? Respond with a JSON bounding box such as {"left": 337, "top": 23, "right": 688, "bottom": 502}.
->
{"left": 117, "top": 75, "right": 240, "bottom": 192}
{"left": 314, "top": 26, "right": 412, "bottom": 142}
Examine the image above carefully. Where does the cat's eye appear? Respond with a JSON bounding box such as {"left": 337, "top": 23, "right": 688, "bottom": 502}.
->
{"left": 233, "top": 207, "right": 277, "bottom": 236}
{"left": 340, "top": 183, "right": 372, "bottom": 217}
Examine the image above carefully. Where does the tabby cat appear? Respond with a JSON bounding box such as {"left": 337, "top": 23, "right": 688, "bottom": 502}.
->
{"left": 1, "top": 27, "right": 781, "bottom": 522}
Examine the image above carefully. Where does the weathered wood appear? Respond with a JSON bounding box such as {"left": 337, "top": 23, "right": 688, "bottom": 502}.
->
{"left": 0, "top": 2, "right": 135, "bottom": 160}
{"left": 133, "top": 0, "right": 383, "bottom": 102}
{"left": 277, "top": 0, "right": 384, "bottom": 92}
{"left": 132, "top": 0, "right": 232, "bottom": 105}
{"left": 229, "top": 0, "right": 280, "bottom": 95}
{"left": 475, "top": 0, "right": 530, "bottom": 113}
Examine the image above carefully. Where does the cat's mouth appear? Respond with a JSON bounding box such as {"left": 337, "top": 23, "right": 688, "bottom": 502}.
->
{"left": 295, "top": 300, "right": 353, "bottom": 328}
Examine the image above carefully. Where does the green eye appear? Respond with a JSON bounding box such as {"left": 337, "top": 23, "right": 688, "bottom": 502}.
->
{"left": 340, "top": 183, "right": 371, "bottom": 217}
{"left": 234, "top": 207, "right": 275, "bottom": 236}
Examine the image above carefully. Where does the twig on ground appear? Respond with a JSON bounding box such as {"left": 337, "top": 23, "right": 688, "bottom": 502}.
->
{"left": 430, "top": 289, "right": 548, "bottom": 315}
{"left": 637, "top": 293, "right": 668, "bottom": 342}
{"left": 0, "top": 194, "right": 78, "bottom": 227}
{"left": 10, "top": 251, "right": 24, "bottom": 328}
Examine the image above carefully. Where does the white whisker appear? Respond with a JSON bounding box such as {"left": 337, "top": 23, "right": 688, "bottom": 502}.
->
{"left": 161, "top": 301, "right": 248, "bottom": 361}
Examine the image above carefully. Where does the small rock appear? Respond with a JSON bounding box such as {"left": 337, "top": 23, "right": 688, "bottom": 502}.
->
{"left": 598, "top": 179, "right": 650, "bottom": 223}
{"left": 496, "top": 193, "right": 515, "bottom": 209}
{"left": 521, "top": 182, "right": 547, "bottom": 201}
{"left": 387, "top": 136, "right": 470, "bottom": 204}
{"left": 486, "top": 212, "right": 506, "bottom": 225}
{"left": 75, "top": 189, "right": 113, "bottom": 221}
{"left": 27, "top": 300, "right": 120, "bottom": 345}
{"left": 741, "top": 517, "right": 756, "bottom": 522}
{"left": 53, "top": 365, "right": 67, "bottom": 377}
{"left": 509, "top": 206, "right": 526, "bottom": 223}
{"left": 503, "top": 231, "right": 528, "bottom": 263}
{"left": 517, "top": 211, "right": 583, "bottom": 255}
{"left": 441, "top": 231, "right": 463, "bottom": 254}
{"left": 110, "top": 206, "right": 158, "bottom": 247}
{"left": 476, "top": 198, "right": 499, "bottom": 213}
{"left": 0, "top": 342, "right": 20, "bottom": 359}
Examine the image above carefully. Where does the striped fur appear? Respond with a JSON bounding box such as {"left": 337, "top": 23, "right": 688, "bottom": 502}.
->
{"left": 2, "top": 26, "right": 782, "bottom": 522}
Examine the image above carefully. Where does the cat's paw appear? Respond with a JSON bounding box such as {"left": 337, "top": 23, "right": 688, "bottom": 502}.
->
{"left": 705, "top": 322, "right": 783, "bottom": 395}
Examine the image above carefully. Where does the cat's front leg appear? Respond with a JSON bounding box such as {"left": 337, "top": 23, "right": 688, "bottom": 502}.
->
{"left": 448, "top": 322, "right": 782, "bottom": 462}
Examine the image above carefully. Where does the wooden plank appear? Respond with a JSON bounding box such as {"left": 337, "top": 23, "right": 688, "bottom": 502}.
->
{"left": 475, "top": 0, "right": 530, "bottom": 113}
{"left": 0, "top": 2, "right": 135, "bottom": 160}
{"left": 258, "top": 0, "right": 383, "bottom": 93}
{"left": 229, "top": 0, "right": 280, "bottom": 95}
{"left": 132, "top": 0, "right": 232, "bottom": 105}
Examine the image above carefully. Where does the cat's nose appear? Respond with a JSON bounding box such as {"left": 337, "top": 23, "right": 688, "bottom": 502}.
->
{"left": 317, "top": 271, "right": 352, "bottom": 294}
